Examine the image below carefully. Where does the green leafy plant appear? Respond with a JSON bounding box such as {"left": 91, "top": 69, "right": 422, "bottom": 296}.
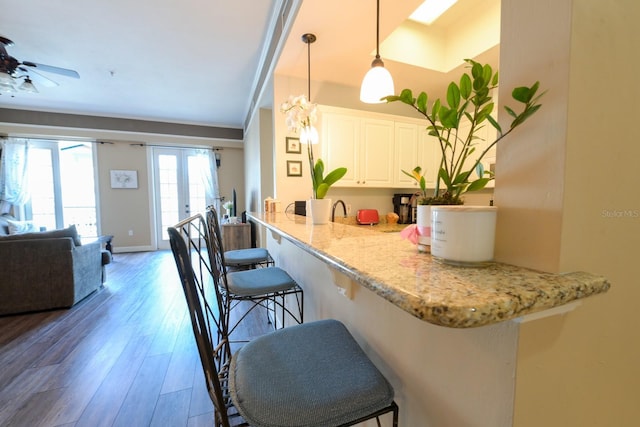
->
{"left": 385, "top": 59, "right": 545, "bottom": 205}
{"left": 310, "top": 157, "right": 347, "bottom": 199}
{"left": 281, "top": 94, "right": 347, "bottom": 199}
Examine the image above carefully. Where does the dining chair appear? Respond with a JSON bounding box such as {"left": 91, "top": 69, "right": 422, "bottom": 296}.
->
{"left": 168, "top": 225, "right": 399, "bottom": 427}
{"left": 205, "top": 207, "right": 303, "bottom": 341}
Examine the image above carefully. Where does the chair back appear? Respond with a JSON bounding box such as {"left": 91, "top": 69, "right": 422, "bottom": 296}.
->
{"left": 168, "top": 215, "right": 234, "bottom": 427}
{"left": 205, "top": 206, "right": 231, "bottom": 291}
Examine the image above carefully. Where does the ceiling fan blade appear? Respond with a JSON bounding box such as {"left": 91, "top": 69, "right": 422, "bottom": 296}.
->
{"left": 19, "top": 66, "right": 59, "bottom": 87}
{"left": 21, "top": 61, "right": 80, "bottom": 79}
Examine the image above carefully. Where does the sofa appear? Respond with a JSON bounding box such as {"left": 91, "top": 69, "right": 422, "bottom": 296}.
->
{"left": 0, "top": 214, "right": 110, "bottom": 315}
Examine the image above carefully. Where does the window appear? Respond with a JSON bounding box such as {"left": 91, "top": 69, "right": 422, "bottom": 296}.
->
{"left": 24, "top": 140, "right": 98, "bottom": 238}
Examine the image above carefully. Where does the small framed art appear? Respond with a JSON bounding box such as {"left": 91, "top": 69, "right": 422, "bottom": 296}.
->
{"left": 110, "top": 169, "right": 138, "bottom": 189}
{"left": 286, "top": 137, "right": 301, "bottom": 154}
{"left": 287, "top": 160, "right": 302, "bottom": 177}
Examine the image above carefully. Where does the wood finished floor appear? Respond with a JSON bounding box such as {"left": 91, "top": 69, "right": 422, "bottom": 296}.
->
{"left": 0, "top": 250, "right": 269, "bottom": 427}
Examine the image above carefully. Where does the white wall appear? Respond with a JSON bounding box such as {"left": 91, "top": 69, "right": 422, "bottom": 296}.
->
{"left": 496, "top": 0, "right": 640, "bottom": 425}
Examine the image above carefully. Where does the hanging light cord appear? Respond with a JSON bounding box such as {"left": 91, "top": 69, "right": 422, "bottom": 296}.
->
{"left": 307, "top": 35, "right": 311, "bottom": 99}
{"left": 375, "top": 0, "right": 381, "bottom": 60}
{"left": 302, "top": 33, "right": 316, "bottom": 100}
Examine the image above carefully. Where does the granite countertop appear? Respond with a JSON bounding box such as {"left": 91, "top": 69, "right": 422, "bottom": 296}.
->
{"left": 248, "top": 212, "right": 611, "bottom": 328}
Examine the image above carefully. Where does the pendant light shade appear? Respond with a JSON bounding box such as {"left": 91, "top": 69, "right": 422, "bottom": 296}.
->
{"left": 360, "top": 0, "right": 394, "bottom": 103}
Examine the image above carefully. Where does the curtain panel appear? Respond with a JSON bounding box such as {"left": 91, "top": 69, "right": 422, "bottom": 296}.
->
{"left": 0, "top": 138, "right": 31, "bottom": 213}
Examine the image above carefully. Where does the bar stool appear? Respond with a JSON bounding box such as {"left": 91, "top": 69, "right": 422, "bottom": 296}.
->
{"left": 207, "top": 206, "right": 273, "bottom": 270}
{"left": 205, "top": 209, "right": 303, "bottom": 340}
{"left": 168, "top": 225, "right": 398, "bottom": 427}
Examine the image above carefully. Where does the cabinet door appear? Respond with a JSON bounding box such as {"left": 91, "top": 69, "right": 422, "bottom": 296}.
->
{"left": 321, "top": 112, "right": 360, "bottom": 186}
{"left": 360, "top": 118, "right": 394, "bottom": 187}
{"left": 418, "top": 127, "right": 440, "bottom": 188}
{"left": 394, "top": 122, "right": 420, "bottom": 188}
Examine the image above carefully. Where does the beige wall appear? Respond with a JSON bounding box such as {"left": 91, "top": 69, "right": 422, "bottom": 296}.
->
{"left": 96, "top": 141, "right": 152, "bottom": 250}
{"left": 497, "top": 0, "right": 639, "bottom": 425}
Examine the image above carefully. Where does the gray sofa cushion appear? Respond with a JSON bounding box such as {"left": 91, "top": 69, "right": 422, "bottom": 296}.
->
{"left": 0, "top": 224, "right": 82, "bottom": 246}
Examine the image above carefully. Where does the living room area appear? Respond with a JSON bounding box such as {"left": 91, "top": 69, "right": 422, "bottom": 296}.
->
{"left": 0, "top": 250, "right": 257, "bottom": 426}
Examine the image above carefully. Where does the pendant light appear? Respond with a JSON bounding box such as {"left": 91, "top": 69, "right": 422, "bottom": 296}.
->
{"left": 360, "top": 0, "right": 394, "bottom": 103}
{"left": 301, "top": 33, "right": 319, "bottom": 144}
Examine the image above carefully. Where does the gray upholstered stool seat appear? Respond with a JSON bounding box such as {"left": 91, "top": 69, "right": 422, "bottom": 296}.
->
{"left": 225, "top": 247, "right": 272, "bottom": 267}
{"left": 229, "top": 319, "right": 395, "bottom": 427}
{"left": 227, "top": 267, "right": 297, "bottom": 297}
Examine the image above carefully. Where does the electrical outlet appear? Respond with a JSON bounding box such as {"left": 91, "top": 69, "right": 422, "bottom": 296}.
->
{"left": 346, "top": 204, "right": 352, "bottom": 215}
{"left": 128, "top": 230, "right": 133, "bottom": 236}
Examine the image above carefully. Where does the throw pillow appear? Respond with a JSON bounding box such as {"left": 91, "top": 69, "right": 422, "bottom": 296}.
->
{"left": 6, "top": 219, "right": 37, "bottom": 235}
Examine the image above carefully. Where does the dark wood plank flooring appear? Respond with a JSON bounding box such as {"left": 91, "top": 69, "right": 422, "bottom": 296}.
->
{"left": 0, "top": 250, "right": 270, "bottom": 427}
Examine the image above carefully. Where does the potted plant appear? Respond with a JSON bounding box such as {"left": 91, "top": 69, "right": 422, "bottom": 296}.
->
{"left": 281, "top": 95, "right": 347, "bottom": 224}
{"left": 386, "top": 59, "right": 545, "bottom": 263}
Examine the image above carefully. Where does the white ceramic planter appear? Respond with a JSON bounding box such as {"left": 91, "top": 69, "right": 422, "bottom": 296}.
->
{"left": 431, "top": 205, "right": 498, "bottom": 266}
{"left": 416, "top": 205, "right": 431, "bottom": 253}
{"left": 308, "top": 198, "right": 332, "bottom": 224}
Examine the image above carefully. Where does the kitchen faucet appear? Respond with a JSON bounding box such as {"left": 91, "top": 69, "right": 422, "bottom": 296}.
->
{"left": 332, "top": 200, "right": 347, "bottom": 222}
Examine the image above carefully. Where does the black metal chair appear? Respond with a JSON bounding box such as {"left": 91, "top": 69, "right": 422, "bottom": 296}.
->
{"left": 169, "top": 214, "right": 227, "bottom": 347}
{"left": 205, "top": 207, "right": 303, "bottom": 341}
{"left": 168, "top": 224, "right": 399, "bottom": 427}
{"left": 208, "top": 206, "right": 274, "bottom": 270}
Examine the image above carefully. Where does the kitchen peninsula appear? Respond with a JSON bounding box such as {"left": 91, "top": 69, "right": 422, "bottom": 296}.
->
{"left": 248, "top": 212, "right": 610, "bottom": 426}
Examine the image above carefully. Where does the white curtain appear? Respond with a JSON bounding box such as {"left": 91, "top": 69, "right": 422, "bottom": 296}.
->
{"left": 0, "top": 138, "right": 31, "bottom": 213}
{"left": 198, "top": 149, "right": 220, "bottom": 215}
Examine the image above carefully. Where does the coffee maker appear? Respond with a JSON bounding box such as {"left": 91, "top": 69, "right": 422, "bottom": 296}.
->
{"left": 392, "top": 193, "right": 417, "bottom": 224}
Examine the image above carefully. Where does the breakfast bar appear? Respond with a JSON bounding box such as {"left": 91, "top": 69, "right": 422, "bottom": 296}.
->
{"left": 248, "top": 211, "right": 610, "bottom": 426}
{"left": 248, "top": 212, "right": 609, "bottom": 328}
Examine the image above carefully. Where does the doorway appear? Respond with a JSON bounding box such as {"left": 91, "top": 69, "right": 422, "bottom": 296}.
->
{"left": 152, "top": 147, "right": 209, "bottom": 249}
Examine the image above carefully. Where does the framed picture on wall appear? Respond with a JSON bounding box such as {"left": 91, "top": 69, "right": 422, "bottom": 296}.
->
{"left": 110, "top": 169, "right": 138, "bottom": 189}
{"left": 287, "top": 160, "right": 302, "bottom": 177}
{"left": 286, "top": 137, "right": 301, "bottom": 154}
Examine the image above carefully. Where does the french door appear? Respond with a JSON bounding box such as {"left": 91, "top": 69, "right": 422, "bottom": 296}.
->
{"left": 153, "top": 148, "right": 208, "bottom": 249}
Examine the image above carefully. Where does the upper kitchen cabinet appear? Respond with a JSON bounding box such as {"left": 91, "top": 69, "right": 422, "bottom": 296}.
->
{"left": 321, "top": 107, "right": 394, "bottom": 188}
{"left": 394, "top": 122, "right": 439, "bottom": 189}
{"left": 321, "top": 111, "right": 361, "bottom": 186}
{"left": 319, "top": 105, "right": 451, "bottom": 189}
{"left": 359, "top": 118, "right": 395, "bottom": 187}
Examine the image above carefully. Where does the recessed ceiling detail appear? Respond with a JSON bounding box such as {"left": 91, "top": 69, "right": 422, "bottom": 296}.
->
{"left": 382, "top": 0, "right": 500, "bottom": 73}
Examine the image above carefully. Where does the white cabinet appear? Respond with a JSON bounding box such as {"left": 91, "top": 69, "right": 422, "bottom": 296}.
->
{"left": 394, "top": 122, "right": 439, "bottom": 190}
{"left": 320, "top": 105, "right": 473, "bottom": 190}
{"left": 359, "top": 118, "right": 394, "bottom": 187}
{"left": 321, "top": 111, "right": 394, "bottom": 187}
{"left": 394, "top": 122, "right": 420, "bottom": 188}
{"left": 321, "top": 112, "right": 360, "bottom": 186}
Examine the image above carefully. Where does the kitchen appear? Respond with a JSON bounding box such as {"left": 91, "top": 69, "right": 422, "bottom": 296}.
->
{"left": 242, "top": 0, "right": 635, "bottom": 426}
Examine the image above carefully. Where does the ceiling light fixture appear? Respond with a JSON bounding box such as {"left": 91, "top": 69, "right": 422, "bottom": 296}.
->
{"left": 409, "top": 0, "right": 458, "bottom": 26}
{"left": 360, "top": 0, "right": 394, "bottom": 103}
{"left": 301, "top": 33, "right": 319, "bottom": 145}
{"left": 0, "top": 71, "right": 40, "bottom": 94}
{"left": 19, "top": 77, "right": 38, "bottom": 93}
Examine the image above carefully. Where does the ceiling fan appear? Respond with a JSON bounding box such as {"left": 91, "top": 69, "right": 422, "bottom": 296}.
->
{"left": 0, "top": 35, "right": 80, "bottom": 94}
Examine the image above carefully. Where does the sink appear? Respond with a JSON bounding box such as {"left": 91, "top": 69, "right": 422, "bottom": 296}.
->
{"left": 357, "top": 223, "right": 409, "bottom": 233}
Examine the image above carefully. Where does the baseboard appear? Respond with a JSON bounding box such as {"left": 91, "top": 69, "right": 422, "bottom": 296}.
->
{"left": 112, "top": 245, "right": 154, "bottom": 253}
